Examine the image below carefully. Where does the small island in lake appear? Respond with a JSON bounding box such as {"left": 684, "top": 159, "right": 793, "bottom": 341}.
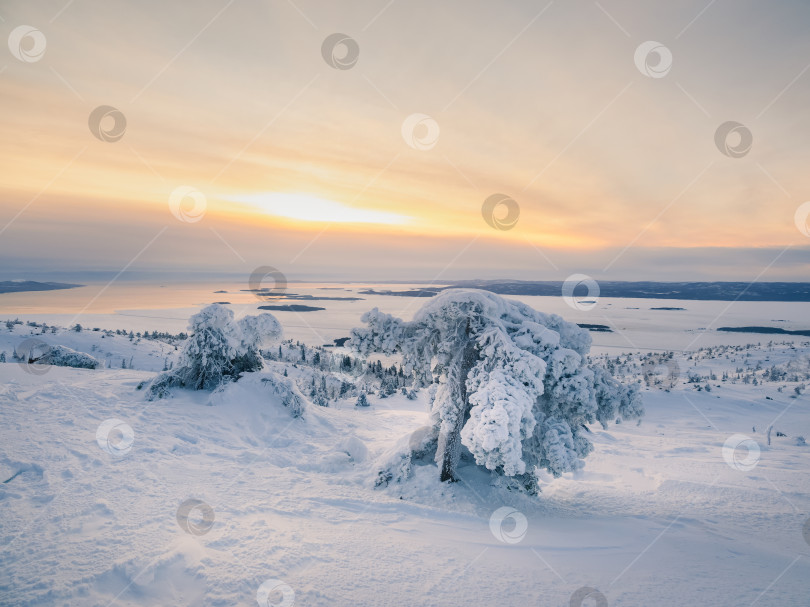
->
{"left": 258, "top": 304, "right": 326, "bottom": 312}
{"left": 577, "top": 323, "right": 613, "bottom": 333}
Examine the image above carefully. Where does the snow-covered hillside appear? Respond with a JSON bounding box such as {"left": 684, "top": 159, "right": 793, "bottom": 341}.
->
{"left": 1, "top": 315, "right": 809, "bottom": 606}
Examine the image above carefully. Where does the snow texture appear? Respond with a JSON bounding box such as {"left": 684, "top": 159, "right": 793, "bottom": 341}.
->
{"left": 0, "top": 305, "right": 809, "bottom": 606}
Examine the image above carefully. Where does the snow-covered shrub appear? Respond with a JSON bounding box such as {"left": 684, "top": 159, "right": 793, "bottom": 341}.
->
{"left": 356, "top": 393, "right": 369, "bottom": 407}
{"left": 260, "top": 375, "right": 306, "bottom": 418}
{"left": 46, "top": 345, "right": 101, "bottom": 369}
{"left": 146, "top": 304, "right": 282, "bottom": 399}
{"left": 14, "top": 342, "right": 100, "bottom": 370}
{"left": 351, "top": 289, "right": 643, "bottom": 490}
{"left": 337, "top": 436, "right": 368, "bottom": 463}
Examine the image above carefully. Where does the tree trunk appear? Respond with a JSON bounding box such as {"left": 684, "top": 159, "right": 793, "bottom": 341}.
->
{"left": 438, "top": 321, "right": 478, "bottom": 482}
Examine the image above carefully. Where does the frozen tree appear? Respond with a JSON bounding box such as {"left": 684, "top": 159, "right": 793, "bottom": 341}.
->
{"left": 351, "top": 289, "right": 643, "bottom": 490}
{"left": 356, "top": 392, "right": 369, "bottom": 407}
{"left": 235, "top": 312, "right": 282, "bottom": 374}
{"left": 147, "top": 304, "right": 281, "bottom": 399}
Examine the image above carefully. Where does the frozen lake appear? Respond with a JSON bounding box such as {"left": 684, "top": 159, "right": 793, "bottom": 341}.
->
{"left": 1, "top": 281, "right": 808, "bottom": 353}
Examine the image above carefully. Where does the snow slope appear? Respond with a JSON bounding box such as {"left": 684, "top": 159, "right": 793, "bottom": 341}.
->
{"left": 1, "top": 329, "right": 809, "bottom": 606}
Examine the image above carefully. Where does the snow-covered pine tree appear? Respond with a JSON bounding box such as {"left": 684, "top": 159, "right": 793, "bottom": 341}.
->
{"left": 350, "top": 289, "right": 643, "bottom": 489}
{"left": 356, "top": 392, "right": 369, "bottom": 407}
{"left": 235, "top": 312, "right": 282, "bottom": 374}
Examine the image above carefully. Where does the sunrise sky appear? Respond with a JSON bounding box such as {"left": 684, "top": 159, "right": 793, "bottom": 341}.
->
{"left": 1, "top": 0, "right": 809, "bottom": 282}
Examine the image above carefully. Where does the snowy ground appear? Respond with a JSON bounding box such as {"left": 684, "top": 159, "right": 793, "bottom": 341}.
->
{"left": 1, "top": 318, "right": 809, "bottom": 606}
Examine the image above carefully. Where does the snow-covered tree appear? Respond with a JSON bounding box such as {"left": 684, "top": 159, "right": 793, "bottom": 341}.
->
{"left": 235, "top": 312, "right": 282, "bottom": 374}
{"left": 351, "top": 289, "right": 643, "bottom": 490}
{"left": 147, "top": 304, "right": 281, "bottom": 399}
{"left": 356, "top": 392, "right": 369, "bottom": 407}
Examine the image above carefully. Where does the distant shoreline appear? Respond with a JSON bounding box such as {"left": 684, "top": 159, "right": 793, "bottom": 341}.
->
{"left": 718, "top": 326, "right": 810, "bottom": 337}
{"left": 0, "top": 281, "right": 82, "bottom": 295}
{"left": 363, "top": 281, "right": 810, "bottom": 302}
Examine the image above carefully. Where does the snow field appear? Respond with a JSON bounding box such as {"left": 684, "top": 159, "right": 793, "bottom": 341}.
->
{"left": 1, "top": 317, "right": 809, "bottom": 606}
